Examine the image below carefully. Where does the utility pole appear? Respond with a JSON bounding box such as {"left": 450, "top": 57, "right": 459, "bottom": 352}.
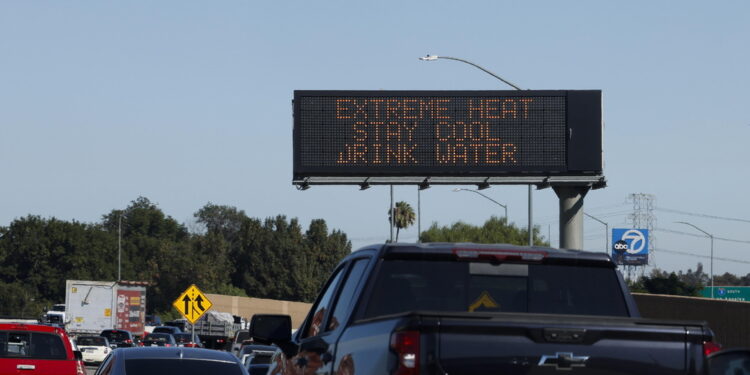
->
{"left": 118, "top": 214, "right": 122, "bottom": 282}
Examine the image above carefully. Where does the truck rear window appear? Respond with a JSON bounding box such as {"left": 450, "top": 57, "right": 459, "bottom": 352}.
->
{"left": 101, "top": 331, "right": 129, "bottom": 341}
{"left": 363, "top": 260, "right": 629, "bottom": 318}
{"left": 0, "top": 332, "right": 68, "bottom": 359}
{"left": 77, "top": 336, "right": 107, "bottom": 346}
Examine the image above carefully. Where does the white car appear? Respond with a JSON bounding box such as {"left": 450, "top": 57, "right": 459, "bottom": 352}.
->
{"left": 76, "top": 335, "right": 112, "bottom": 364}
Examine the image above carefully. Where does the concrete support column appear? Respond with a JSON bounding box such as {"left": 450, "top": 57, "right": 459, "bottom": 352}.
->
{"left": 553, "top": 186, "right": 591, "bottom": 250}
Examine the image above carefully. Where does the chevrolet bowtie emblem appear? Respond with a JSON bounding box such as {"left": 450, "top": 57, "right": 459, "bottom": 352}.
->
{"left": 538, "top": 352, "right": 589, "bottom": 370}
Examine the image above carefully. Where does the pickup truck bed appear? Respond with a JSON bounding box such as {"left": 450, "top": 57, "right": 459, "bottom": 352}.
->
{"left": 343, "top": 311, "right": 711, "bottom": 374}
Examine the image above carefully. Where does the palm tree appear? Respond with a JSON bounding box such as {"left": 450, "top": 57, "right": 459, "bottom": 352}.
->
{"left": 388, "top": 201, "right": 416, "bottom": 242}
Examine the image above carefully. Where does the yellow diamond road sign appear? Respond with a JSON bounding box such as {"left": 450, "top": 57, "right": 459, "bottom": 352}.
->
{"left": 173, "top": 284, "right": 213, "bottom": 324}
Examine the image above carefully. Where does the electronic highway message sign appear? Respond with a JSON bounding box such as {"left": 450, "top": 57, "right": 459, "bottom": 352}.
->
{"left": 293, "top": 90, "right": 602, "bottom": 184}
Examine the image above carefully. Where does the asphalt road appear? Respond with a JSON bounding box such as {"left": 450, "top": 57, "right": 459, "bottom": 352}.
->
{"left": 86, "top": 365, "right": 98, "bottom": 375}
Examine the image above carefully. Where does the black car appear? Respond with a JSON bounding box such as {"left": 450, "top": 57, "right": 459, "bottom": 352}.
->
{"left": 100, "top": 329, "right": 136, "bottom": 348}
{"left": 140, "top": 333, "right": 176, "bottom": 347}
{"left": 94, "top": 347, "right": 248, "bottom": 375}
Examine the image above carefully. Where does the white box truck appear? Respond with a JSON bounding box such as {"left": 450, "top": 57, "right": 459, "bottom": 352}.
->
{"left": 64, "top": 280, "right": 147, "bottom": 337}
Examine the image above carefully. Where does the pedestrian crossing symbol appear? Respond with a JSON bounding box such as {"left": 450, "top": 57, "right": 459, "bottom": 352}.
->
{"left": 173, "top": 284, "right": 213, "bottom": 324}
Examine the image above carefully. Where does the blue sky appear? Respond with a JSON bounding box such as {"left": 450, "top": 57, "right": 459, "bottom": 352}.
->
{"left": 1, "top": 1, "right": 748, "bottom": 276}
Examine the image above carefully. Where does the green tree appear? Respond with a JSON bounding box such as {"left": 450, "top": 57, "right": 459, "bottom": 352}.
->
{"left": 0, "top": 281, "right": 44, "bottom": 318}
{"left": 0, "top": 197, "right": 353, "bottom": 317}
{"left": 0, "top": 215, "right": 115, "bottom": 310}
{"left": 630, "top": 269, "right": 701, "bottom": 296}
{"left": 419, "top": 216, "right": 548, "bottom": 246}
{"left": 101, "top": 197, "right": 190, "bottom": 313}
{"left": 194, "top": 203, "right": 247, "bottom": 243}
{"left": 298, "top": 219, "right": 351, "bottom": 301}
{"left": 227, "top": 214, "right": 350, "bottom": 303}
{"left": 388, "top": 201, "right": 416, "bottom": 242}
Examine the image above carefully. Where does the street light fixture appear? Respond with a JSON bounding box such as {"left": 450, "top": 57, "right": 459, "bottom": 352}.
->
{"left": 420, "top": 54, "right": 532, "bottom": 246}
{"left": 676, "top": 221, "right": 714, "bottom": 298}
{"left": 452, "top": 188, "right": 508, "bottom": 222}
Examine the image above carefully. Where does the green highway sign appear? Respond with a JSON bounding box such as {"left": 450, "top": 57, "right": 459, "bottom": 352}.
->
{"left": 699, "top": 286, "right": 750, "bottom": 301}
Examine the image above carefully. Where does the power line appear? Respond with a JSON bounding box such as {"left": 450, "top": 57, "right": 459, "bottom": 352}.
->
{"left": 536, "top": 210, "right": 631, "bottom": 227}
{"left": 655, "top": 207, "right": 750, "bottom": 224}
{"left": 656, "top": 247, "right": 750, "bottom": 265}
{"left": 654, "top": 228, "right": 750, "bottom": 244}
{"left": 584, "top": 203, "right": 630, "bottom": 213}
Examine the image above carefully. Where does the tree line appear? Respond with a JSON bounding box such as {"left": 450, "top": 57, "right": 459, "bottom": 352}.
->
{"left": 2, "top": 197, "right": 739, "bottom": 320}
{"left": 628, "top": 263, "right": 750, "bottom": 296}
{"left": 0, "top": 197, "right": 350, "bottom": 319}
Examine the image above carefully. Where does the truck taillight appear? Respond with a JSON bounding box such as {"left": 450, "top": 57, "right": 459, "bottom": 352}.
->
{"left": 703, "top": 341, "right": 722, "bottom": 356}
{"left": 390, "top": 331, "right": 420, "bottom": 375}
{"left": 125, "top": 339, "right": 133, "bottom": 344}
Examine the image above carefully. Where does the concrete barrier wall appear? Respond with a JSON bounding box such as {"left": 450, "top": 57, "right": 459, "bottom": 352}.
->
{"left": 206, "top": 294, "right": 312, "bottom": 329}
{"left": 633, "top": 293, "right": 750, "bottom": 349}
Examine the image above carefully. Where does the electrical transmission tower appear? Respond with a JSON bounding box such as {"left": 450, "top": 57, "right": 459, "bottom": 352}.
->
{"left": 627, "top": 193, "right": 656, "bottom": 279}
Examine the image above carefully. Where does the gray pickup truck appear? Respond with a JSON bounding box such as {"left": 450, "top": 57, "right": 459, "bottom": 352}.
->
{"left": 251, "top": 243, "right": 743, "bottom": 375}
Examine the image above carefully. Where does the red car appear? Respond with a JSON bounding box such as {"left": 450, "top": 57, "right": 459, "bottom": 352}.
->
{"left": 0, "top": 323, "right": 86, "bottom": 375}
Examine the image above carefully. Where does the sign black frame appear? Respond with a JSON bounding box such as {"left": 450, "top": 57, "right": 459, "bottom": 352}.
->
{"left": 293, "top": 90, "right": 602, "bottom": 186}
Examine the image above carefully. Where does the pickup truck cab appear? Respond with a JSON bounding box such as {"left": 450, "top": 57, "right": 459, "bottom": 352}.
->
{"left": 252, "top": 243, "right": 726, "bottom": 375}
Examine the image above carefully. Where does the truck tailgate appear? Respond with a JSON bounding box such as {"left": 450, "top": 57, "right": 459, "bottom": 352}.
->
{"left": 434, "top": 313, "right": 706, "bottom": 375}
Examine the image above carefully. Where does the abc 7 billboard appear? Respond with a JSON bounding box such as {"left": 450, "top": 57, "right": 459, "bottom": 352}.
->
{"left": 611, "top": 229, "right": 649, "bottom": 265}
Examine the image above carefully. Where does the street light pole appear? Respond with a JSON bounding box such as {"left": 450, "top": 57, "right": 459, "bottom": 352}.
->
{"left": 452, "top": 188, "right": 507, "bottom": 222}
{"left": 583, "top": 212, "right": 608, "bottom": 253}
{"left": 676, "top": 221, "right": 714, "bottom": 298}
{"left": 418, "top": 55, "right": 522, "bottom": 90}
{"left": 420, "top": 54, "right": 532, "bottom": 245}
{"left": 118, "top": 214, "right": 122, "bottom": 282}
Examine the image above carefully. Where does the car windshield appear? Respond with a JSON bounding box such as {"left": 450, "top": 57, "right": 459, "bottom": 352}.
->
{"left": 77, "top": 337, "right": 106, "bottom": 346}
{"left": 101, "top": 331, "right": 129, "bottom": 341}
{"left": 125, "top": 359, "right": 243, "bottom": 375}
{"left": 236, "top": 331, "right": 250, "bottom": 342}
{"left": 363, "top": 259, "right": 629, "bottom": 318}
{"left": 153, "top": 327, "right": 176, "bottom": 333}
{"left": 173, "top": 334, "right": 196, "bottom": 343}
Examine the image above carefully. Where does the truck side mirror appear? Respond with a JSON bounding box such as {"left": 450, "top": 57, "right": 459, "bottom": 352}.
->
{"left": 74, "top": 351, "right": 83, "bottom": 361}
{"left": 708, "top": 349, "right": 750, "bottom": 375}
{"left": 249, "top": 314, "right": 291, "bottom": 344}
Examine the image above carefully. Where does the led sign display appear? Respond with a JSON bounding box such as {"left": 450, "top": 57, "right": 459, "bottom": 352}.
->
{"left": 293, "top": 90, "right": 601, "bottom": 180}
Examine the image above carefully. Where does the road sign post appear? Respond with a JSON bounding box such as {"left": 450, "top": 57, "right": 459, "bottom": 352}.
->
{"left": 172, "top": 284, "right": 213, "bottom": 325}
